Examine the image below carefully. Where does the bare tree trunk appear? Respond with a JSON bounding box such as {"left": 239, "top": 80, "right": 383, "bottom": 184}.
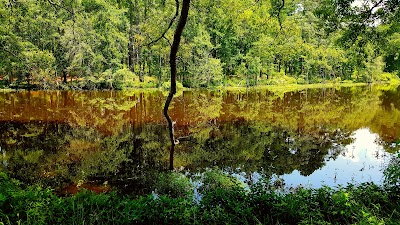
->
{"left": 62, "top": 70, "right": 67, "bottom": 83}
{"left": 137, "top": 45, "right": 144, "bottom": 82}
{"left": 128, "top": 24, "right": 135, "bottom": 73}
{"left": 163, "top": 0, "right": 190, "bottom": 171}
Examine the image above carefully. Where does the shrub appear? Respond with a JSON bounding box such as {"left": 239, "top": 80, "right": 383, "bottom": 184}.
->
{"left": 113, "top": 68, "right": 138, "bottom": 88}
{"left": 384, "top": 152, "right": 400, "bottom": 188}
{"left": 198, "top": 169, "right": 245, "bottom": 194}
{"left": 161, "top": 81, "right": 184, "bottom": 91}
{"left": 296, "top": 77, "right": 308, "bottom": 84}
{"left": 153, "top": 172, "right": 193, "bottom": 198}
{"left": 375, "top": 72, "right": 400, "bottom": 83}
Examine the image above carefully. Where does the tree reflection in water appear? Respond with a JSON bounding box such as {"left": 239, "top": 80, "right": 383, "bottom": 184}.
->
{"left": 0, "top": 85, "right": 399, "bottom": 194}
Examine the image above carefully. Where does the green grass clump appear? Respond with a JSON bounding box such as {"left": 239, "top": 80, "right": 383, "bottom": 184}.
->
{"left": 1, "top": 171, "right": 400, "bottom": 225}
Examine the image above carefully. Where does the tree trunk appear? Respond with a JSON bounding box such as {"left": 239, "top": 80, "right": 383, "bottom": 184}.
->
{"left": 278, "top": 59, "right": 281, "bottom": 72}
{"left": 128, "top": 24, "right": 135, "bottom": 73}
{"left": 163, "top": 0, "right": 190, "bottom": 171}
{"left": 137, "top": 45, "right": 144, "bottom": 82}
{"left": 63, "top": 70, "right": 67, "bottom": 83}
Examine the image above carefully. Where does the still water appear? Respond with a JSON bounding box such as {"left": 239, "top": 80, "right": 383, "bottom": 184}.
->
{"left": 0, "top": 85, "right": 399, "bottom": 193}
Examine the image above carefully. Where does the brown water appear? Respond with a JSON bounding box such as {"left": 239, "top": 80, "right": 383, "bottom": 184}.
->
{"left": 0, "top": 85, "right": 399, "bottom": 193}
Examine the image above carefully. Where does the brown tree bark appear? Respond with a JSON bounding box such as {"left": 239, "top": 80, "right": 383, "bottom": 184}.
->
{"left": 163, "top": 0, "right": 190, "bottom": 171}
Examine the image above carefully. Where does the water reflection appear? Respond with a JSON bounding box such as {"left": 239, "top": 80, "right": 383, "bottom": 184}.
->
{"left": 282, "top": 129, "right": 392, "bottom": 188}
{"left": 0, "top": 85, "right": 400, "bottom": 193}
{"left": 0, "top": 147, "right": 7, "bottom": 167}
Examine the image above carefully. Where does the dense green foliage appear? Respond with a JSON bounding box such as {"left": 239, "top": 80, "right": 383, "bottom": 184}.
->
{"left": 0, "top": 0, "right": 399, "bottom": 89}
{"left": 1, "top": 169, "right": 400, "bottom": 225}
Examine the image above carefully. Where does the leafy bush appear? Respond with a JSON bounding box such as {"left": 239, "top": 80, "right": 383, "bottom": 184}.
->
{"left": 153, "top": 172, "right": 193, "bottom": 198}
{"left": 198, "top": 169, "right": 245, "bottom": 194}
{"left": 161, "top": 81, "right": 184, "bottom": 91}
{"left": 222, "top": 77, "right": 245, "bottom": 87}
{"left": 375, "top": 72, "right": 400, "bottom": 83}
{"left": 113, "top": 68, "right": 138, "bottom": 88}
{"left": 296, "top": 77, "right": 308, "bottom": 84}
{"left": 384, "top": 152, "right": 400, "bottom": 188}
{"left": 128, "top": 76, "right": 158, "bottom": 88}
{"left": 61, "top": 70, "right": 158, "bottom": 90}
{"left": 257, "top": 71, "right": 298, "bottom": 85}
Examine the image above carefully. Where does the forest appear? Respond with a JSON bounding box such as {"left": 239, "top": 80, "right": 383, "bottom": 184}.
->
{"left": 1, "top": 0, "right": 400, "bottom": 89}
{"left": 2, "top": 1, "right": 400, "bottom": 224}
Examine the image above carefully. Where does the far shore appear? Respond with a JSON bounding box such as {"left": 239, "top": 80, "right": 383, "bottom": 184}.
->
{"left": 1, "top": 81, "right": 399, "bottom": 93}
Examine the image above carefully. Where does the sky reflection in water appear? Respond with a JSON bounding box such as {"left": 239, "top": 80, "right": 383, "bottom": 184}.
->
{"left": 282, "top": 128, "right": 392, "bottom": 188}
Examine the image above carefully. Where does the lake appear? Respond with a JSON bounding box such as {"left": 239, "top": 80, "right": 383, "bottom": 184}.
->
{"left": 0, "top": 85, "right": 399, "bottom": 194}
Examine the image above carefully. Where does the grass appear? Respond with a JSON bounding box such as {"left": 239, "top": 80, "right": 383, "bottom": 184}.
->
{"left": 1, "top": 171, "right": 399, "bottom": 225}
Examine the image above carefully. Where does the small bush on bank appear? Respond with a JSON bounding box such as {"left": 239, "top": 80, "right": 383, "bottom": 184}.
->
{"left": 375, "top": 72, "right": 400, "bottom": 83}
{"left": 161, "top": 81, "right": 184, "bottom": 91}
{"left": 153, "top": 172, "right": 193, "bottom": 198}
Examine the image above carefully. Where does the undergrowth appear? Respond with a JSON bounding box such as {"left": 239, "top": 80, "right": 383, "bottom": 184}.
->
{"left": 1, "top": 170, "right": 399, "bottom": 225}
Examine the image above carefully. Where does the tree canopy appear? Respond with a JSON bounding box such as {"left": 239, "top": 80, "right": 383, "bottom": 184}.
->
{"left": 0, "top": 0, "right": 399, "bottom": 89}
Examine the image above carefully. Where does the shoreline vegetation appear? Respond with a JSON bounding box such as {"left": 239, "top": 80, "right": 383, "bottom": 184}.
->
{"left": 1, "top": 165, "right": 400, "bottom": 225}
{"left": 0, "top": 77, "right": 399, "bottom": 92}
{"left": 1, "top": 151, "right": 400, "bottom": 224}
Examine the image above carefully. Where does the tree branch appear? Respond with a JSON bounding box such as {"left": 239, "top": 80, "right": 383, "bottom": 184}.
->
{"left": 277, "top": 0, "right": 285, "bottom": 30}
{"left": 163, "top": 36, "right": 172, "bottom": 47}
{"left": 365, "top": 0, "right": 385, "bottom": 17}
{"left": 46, "top": 0, "right": 74, "bottom": 15}
{"left": 0, "top": 44, "right": 27, "bottom": 65}
{"left": 145, "top": 0, "right": 180, "bottom": 47}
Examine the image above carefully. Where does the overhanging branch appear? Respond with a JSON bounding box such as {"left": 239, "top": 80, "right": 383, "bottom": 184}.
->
{"left": 145, "top": 0, "right": 180, "bottom": 47}
{"left": 277, "top": 0, "right": 285, "bottom": 30}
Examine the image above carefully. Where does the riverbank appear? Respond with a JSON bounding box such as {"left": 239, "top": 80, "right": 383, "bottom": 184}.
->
{"left": 1, "top": 171, "right": 399, "bottom": 225}
{"left": 218, "top": 82, "right": 370, "bottom": 92}
{"left": 1, "top": 80, "right": 398, "bottom": 93}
